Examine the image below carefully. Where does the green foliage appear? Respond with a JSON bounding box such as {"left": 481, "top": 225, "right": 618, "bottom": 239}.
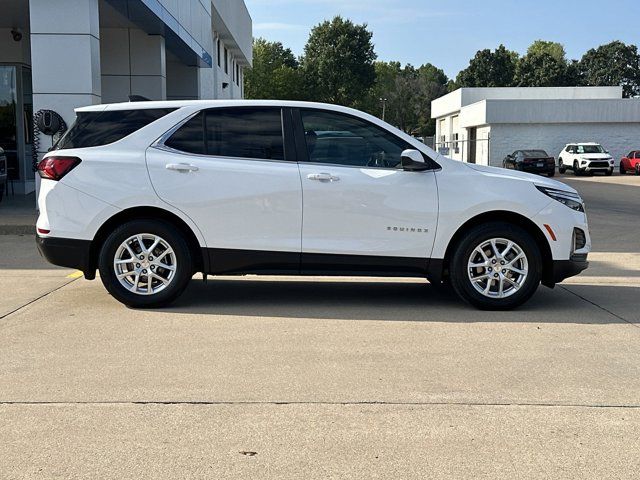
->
{"left": 579, "top": 41, "right": 640, "bottom": 97}
{"left": 526, "top": 40, "right": 566, "bottom": 63}
{"left": 244, "top": 38, "right": 304, "bottom": 100}
{"left": 516, "top": 51, "right": 570, "bottom": 87}
{"left": 301, "top": 16, "right": 376, "bottom": 107}
{"left": 455, "top": 45, "right": 519, "bottom": 88}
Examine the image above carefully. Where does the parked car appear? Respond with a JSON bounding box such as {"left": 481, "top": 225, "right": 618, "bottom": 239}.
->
{"left": 557, "top": 143, "right": 614, "bottom": 176}
{"left": 0, "top": 147, "right": 7, "bottom": 202}
{"left": 36, "top": 100, "right": 590, "bottom": 310}
{"left": 503, "top": 150, "right": 555, "bottom": 177}
{"left": 620, "top": 151, "right": 640, "bottom": 175}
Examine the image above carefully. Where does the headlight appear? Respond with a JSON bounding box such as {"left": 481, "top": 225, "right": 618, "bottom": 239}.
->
{"left": 536, "top": 185, "right": 584, "bottom": 212}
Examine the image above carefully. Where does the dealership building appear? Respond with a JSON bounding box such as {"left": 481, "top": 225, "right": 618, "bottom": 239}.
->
{"left": 432, "top": 86, "right": 640, "bottom": 167}
{"left": 0, "top": 0, "right": 252, "bottom": 196}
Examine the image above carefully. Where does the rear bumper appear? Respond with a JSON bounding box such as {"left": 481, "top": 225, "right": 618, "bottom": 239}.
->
{"left": 36, "top": 235, "right": 94, "bottom": 278}
{"left": 550, "top": 254, "right": 589, "bottom": 284}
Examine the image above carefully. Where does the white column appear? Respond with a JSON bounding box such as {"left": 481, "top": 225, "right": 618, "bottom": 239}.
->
{"left": 29, "top": 0, "right": 101, "bottom": 195}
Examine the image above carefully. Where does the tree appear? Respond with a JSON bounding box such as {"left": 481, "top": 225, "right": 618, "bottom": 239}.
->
{"left": 579, "top": 41, "right": 640, "bottom": 97}
{"left": 361, "top": 62, "right": 448, "bottom": 136}
{"left": 515, "top": 51, "right": 570, "bottom": 87}
{"left": 455, "top": 45, "right": 519, "bottom": 88}
{"left": 301, "top": 16, "right": 376, "bottom": 106}
{"left": 244, "top": 38, "right": 304, "bottom": 100}
{"left": 516, "top": 41, "right": 575, "bottom": 86}
{"left": 526, "top": 40, "right": 566, "bottom": 63}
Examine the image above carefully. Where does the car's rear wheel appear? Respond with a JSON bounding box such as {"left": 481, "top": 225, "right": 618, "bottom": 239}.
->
{"left": 98, "top": 219, "right": 193, "bottom": 308}
{"left": 558, "top": 159, "right": 566, "bottom": 174}
{"left": 449, "top": 222, "right": 542, "bottom": 310}
{"left": 548, "top": 168, "right": 555, "bottom": 177}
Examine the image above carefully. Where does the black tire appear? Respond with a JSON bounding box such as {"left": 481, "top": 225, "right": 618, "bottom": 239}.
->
{"left": 620, "top": 163, "right": 626, "bottom": 175}
{"left": 558, "top": 159, "right": 566, "bottom": 174}
{"left": 0, "top": 187, "right": 4, "bottom": 203}
{"left": 449, "top": 222, "right": 542, "bottom": 310}
{"left": 636, "top": 164, "right": 640, "bottom": 176}
{"left": 547, "top": 169, "right": 555, "bottom": 177}
{"left": 605, "top": 168, "right": 613, "bottom": 176}
{"left": 98, "top": 219, "right": 193, "bottom": 308}
{"left": 573, "top": 160, "right": 581, "bottom": 176}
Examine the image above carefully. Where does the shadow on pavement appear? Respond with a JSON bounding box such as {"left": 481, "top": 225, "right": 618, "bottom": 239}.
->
{"left": 158, "top": 278, "right": 636, "bottom": 324}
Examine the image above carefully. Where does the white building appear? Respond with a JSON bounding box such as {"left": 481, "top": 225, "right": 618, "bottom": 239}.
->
{"left": 0, "top": 0, "right": 252, "bottom": 195}
{"left": 431, "top": 87, "right": 640, "bottom": 167}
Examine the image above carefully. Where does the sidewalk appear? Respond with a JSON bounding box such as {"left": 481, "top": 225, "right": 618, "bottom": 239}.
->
{"left": 0, "top": 193, "right": 37, "bottom": 235}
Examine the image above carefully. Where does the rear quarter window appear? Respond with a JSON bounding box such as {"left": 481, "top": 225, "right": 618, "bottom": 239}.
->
{"left": 56, "top": 108, "right": 175, "bottom": 150}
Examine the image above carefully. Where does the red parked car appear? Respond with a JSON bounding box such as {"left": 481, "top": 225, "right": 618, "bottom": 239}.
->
{"left": 620, "top": 151, "right": 640, "bottom": 175}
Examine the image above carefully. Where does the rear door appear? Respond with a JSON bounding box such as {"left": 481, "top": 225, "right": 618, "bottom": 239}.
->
{"left": 146, "top": 107, "right": 302, "bottom": 273}
{"left": 293, "top": 108, "right": 438, "bottom": 274}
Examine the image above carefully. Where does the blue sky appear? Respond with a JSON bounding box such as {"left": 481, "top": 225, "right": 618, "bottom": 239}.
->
{"left": 244, "top": 0, "right": 639, "bottom": 79}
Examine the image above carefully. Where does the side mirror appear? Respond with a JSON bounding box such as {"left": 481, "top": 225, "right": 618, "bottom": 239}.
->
{"left": 401, "top": 149, "right": 429, "bottom": 171}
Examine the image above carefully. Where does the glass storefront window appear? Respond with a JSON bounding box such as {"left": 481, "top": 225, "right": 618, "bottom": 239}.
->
{"left": 0, "top": 66, "right": 18, "bottom": 180}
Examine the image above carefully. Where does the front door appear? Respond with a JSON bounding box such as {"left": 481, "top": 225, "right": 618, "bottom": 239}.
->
{"left": 146, "top": 107, "right": 302, "bottom": 273}
{"left": 294, "top": 108, "right": 438, "bottom": 274}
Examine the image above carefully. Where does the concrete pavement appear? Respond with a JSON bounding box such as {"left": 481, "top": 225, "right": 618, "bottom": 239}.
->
{"left": 0, "top": 173, "right": 639, "bottom": 478}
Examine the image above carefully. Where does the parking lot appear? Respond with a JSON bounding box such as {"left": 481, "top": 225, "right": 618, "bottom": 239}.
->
{"left": 1, "top": 173, "right": 639, "bottom": 479}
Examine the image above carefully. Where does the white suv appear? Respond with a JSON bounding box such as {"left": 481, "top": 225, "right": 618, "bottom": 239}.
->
{"left": 557, "top": 143, "right": 614, "bottom": 176}
{"left": 36, "top": 100, "right": 590, "bottom": 310}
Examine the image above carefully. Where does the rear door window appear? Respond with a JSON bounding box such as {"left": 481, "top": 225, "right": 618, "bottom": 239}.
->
{"left": 165, "top": 108, "right": 285, "bottom": 161}
{"left": 56, "top": 108, "right": 175, "bottom": 150}
{"left": 205, "top": 108, "right": 284, "bottom": 160}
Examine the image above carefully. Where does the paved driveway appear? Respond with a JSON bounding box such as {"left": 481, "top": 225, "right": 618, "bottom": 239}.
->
{"left": 1, "top": 174, "right": 639, "bottom": 479}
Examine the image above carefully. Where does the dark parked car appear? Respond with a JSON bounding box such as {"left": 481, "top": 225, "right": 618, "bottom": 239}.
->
{"left": 0, "top": 147, "right": 7, "bottom": 202}
{"left": 503, "top": 150, "right": 555, "bottom": 177}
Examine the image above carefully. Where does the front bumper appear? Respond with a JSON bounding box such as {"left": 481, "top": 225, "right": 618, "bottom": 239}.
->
{"left": 36, "top": 235, "right": 94, "bottom": 278}
{"left": 550, "top": 254, "right": 589, "bottom": 284}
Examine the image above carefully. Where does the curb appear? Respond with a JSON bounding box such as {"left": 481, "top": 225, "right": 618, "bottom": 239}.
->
{"left": 0, "top": 225, "right": 35, "bottom": 235}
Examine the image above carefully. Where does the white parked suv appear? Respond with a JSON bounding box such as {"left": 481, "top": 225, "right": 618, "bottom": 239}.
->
{"left": 36, "top": 100, "right": 590, "bottom": 310}
{"left": 557, "top": 143, "right": 614, "bottom": 176}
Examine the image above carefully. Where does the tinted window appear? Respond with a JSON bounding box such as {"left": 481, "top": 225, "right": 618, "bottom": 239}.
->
{"left": 522, "top": 150, "right": 548, "bottom": 157}
{"left": 56, "top": 108, "right": 175, "bottom": 150}
{"left": 300, "top": 109, "right": 411, "bottom": 168}
{"left": 165, "top": 112, "right": 205, "bottom": 155}
{"left": 206, "top": 108, "right": 284, "bottom": 160}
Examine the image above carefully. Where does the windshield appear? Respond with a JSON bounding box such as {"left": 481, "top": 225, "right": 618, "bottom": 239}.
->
{"left": 522, "top": 150, "right": 548, "bottom": 157}
{"left": 577, "top": 145, "right": 605, "bottom": 154}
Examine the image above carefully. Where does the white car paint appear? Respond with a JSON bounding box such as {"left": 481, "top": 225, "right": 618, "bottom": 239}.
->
{"left": 36, "top": 100, "right": 591, "bottom": 298}
{"left": 557, "top": 143, "right": 615, "bottom": 173}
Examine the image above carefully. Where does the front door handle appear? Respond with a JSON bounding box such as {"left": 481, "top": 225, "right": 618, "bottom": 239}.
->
{"left": 166, "top": 163, "right": 199, "bottom": 173}
{"left": 307, "top": 173, "right": 340, "bottom": 182}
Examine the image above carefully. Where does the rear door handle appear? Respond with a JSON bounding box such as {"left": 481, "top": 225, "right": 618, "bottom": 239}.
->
{"left": 307, "top": 173, "right": 340, "bottom": 182}
{"left": 166, "top": 163, "right": 199, "bottom": 173}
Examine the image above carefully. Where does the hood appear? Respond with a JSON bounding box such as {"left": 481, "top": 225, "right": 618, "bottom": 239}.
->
{"left": 463, "top": 163, "right": 577, "bottom": 193}
{"left": 578, "top": 153, "right": 612, "bottom": 160}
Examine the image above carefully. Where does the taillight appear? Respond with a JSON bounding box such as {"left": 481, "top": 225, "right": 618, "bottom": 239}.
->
{"left": 37, "top": 156, "right": 81, "bottom": 181}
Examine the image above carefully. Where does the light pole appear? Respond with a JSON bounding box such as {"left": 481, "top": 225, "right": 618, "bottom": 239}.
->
{"left": 379, "top": 97, "right": 387, "bottom": 122}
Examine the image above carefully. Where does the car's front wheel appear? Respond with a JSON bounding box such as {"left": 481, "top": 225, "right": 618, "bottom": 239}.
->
{"left": 620, "top": 163, "right": 626, "bottom": 175}
{"left": 636, "top": 164, "right": 640, "bottom": 176}
{"left": 573, "top": 160, "right": 581, "bottom": 176}
{"left": 98, "top": 219, "right": 193, "bottom": 308}
{"left": 605, "top": 168, "right": 613, "bottom": 176}
{"left": 449, "top": 223, "right": 542, "bottom": 310}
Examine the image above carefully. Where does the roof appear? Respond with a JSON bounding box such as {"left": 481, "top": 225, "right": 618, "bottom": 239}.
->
{"left": 76, "top": 99, "right": 351, "bottom": 113}
{"left": 432, "top": 86, "right": 624, "bottom": 119}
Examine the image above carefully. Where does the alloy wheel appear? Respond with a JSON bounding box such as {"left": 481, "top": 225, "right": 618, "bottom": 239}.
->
{"left": 113, "top": 233, "right": 177, "bottom": 295}
{"left": 467, "top": 238, "right": 529, "bottom": 299}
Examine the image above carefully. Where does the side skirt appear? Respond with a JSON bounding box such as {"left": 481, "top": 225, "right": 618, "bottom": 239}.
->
{"left": 204, "top": 248, "right": 432, "bottom": 277}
